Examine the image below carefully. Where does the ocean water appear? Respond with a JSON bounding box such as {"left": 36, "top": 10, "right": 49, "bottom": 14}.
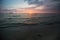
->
{"left": 0, "top": 13, "right": 60, "bottom": 27}
{"left": 0, "top": 13, "right": 60, "bottom": 40}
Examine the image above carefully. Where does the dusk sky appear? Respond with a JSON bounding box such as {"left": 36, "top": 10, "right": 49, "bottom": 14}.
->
{"left": 0, "top": 0, "right": 60, "bottom": 13}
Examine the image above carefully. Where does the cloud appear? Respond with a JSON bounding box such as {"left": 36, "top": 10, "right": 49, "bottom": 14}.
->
{"left": 1, "top": 0, "right": 60, "bottom": 13}
{"left": 24, "top": 0, "right": 44, "bottom": 6}
{"left": 24, "top": 0, "right": 60, "bottom": 10}
{"left": 45, "top": 0, "right": 60, "bottom": 10}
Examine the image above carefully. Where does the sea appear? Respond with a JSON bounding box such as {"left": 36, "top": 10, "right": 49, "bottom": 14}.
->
{"left": 0, "top": 13, "right": 60, "bottom": 40}
{"left": 0, "top": 13, "right": 60, "bottom": 26}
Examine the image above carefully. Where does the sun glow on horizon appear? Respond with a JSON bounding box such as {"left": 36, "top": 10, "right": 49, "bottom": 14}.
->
{"left": 23, "top": 9, "right": 38, "bottom": 18}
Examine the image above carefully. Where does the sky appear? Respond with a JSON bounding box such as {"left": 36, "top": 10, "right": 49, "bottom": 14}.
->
{"left": 0, "top": 0, "right": 60, "bottom": 13}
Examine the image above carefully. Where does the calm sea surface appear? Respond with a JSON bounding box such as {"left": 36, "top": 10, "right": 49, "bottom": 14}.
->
{"left": 0, "top": 13, "right": 60, "bottom": 27}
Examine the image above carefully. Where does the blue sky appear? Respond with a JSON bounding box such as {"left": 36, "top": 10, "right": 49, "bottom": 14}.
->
{"left": 2, "top": 0, "right": 30, "bottom": 8}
